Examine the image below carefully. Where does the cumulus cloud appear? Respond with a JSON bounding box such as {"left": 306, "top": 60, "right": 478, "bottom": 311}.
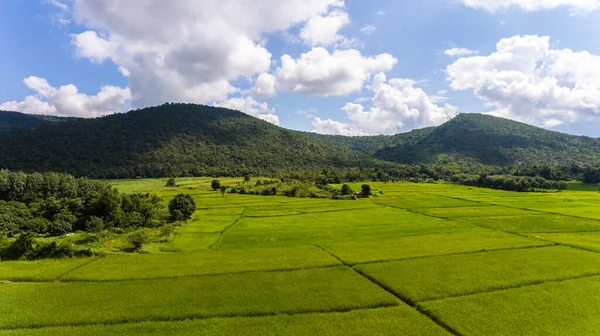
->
{"left": 213, "top": 97, "right": 279, "bottom": 125}
{"left": 446, "top": 35, "right": 600, "bottom": 128}
{"left": 444, "top": 47, "right": 478, "bottom": 57}
{"left": 300, "top": 9, "right": 354, "bottom": 47}
{"left": 252, "top": 73, "right": 277, "bottom": 98}
{"left": 0, "top": 76, "right": 130, "bottom": 117}
{"left": 311, "top": 73, "right": 458, "bottom": 135}
{"left": 69, "top": 0, "right": 345, "bottom": 107}
{"left": 462, "top": 0, "right": 600, "bottom": 13}
{"left": 274, "top": 47, "right": 397, "bottom": 96}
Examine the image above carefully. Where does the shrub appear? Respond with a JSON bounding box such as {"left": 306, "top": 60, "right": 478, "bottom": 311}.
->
{"left": 127, "top": 229, "right": 150, "bottom": 250}
{"left": 244, "top": 175, "right": 250, "bottom": 182}
{"left": 341, "top": 184, "right": 353, "bottom": 195}
{"left": 211, "top": 180, "right": 221, "bottom": 190}
{"left": 220, "top": 185, "right": 227, "bottom": 197}
{"left": 160, "top": 224, "right": 175, "bottom": 241}
{"left": 47, "top": 220, "right": 72, "bottom": 236}
{"left": 2, "top": 232, "right": 36, "bottom": 260}
{"left": 361, "top": 184, "right": 372, "bottom": 196}
{"left": 165, "top": 178, "right": 177, "bottom": 187}
{"left": 168, "top": 194, "right": 196, "bottom": 220}
{"left": 85, "top": 216, "right": 105, "bottom": 235}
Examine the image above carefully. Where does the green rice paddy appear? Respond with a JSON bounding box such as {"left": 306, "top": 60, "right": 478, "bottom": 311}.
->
{"left": 3, "top": 178, "right": 600, "bottom": 335}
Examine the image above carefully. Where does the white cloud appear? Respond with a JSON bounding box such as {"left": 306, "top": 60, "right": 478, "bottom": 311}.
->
{"left": 70, "top": 0, "right": 344, "bottom": 107}
{"left": 213, "top": 96, "right": 279, "bottom": 125}
{"left": 447, "top": 35, "right": 600, "bottom": 128}
{"left": 388, "top": 78, "right": 418, "bottom": 88}
{"left": 252, "top": 73, "right": 277, "bottom": 98}
{"left": 274, "top": 47, "right": 397, "bottom": 96}
{"left": 444, "top": 47, "right": 478, "bottom": 57}
{"left": 462, "top": 0, "right": 600, "bottom": 13}
{"left": 311, "top": 73, "right": 458, "bottom": 135}
{"left": 360, "top": 25, "right": 376, "bottom": 34}
{"left": 300, "top": 9, "right": 352, "bottom": 47}
{"left": 0, "top": 76, "right": 130, "bottom": 117}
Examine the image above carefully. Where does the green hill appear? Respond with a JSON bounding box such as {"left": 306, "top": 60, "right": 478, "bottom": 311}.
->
{"left": 0, "top": 111, "right": 71, "bottom": 133}
{"left": 373, "top": 113, "right": 600, "bottom": 166}
{"left": 1, "top": 107, "right": 599, "bottom": 178}
{"left": 0, "top": 104, "right": 364, "bottom": 178}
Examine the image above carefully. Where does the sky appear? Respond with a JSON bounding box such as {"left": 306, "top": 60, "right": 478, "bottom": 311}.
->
{"left": 2, "top": 0, "right": 600, "bottom": 136}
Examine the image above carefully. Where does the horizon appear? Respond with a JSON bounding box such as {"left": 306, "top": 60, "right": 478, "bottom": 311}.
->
{"left": 1, "top": 1, "right": 600, "bottom": 137}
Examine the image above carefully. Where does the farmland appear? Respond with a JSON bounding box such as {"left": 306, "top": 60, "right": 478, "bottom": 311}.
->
{"left": 2, "top": 178, "right": 600, "bottom": 335}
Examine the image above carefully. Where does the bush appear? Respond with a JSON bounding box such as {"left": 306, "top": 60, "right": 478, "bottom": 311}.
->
{"left": 341, "top": 184, "right": 353, "bottom": 195}
{"left": 127, "top": 229, "right": 150, "bottom": 250}
{"left": 244, "top": 175, "right": 251, "bottom": 182}
{"left": 165, "top": 178, "right": 177, "bottom": 187}
{"left": 85, "top": 216, "right": 105, "bottom": 235}
{"left": 47, "top": 220, "right": 72, "bottom": 236}
{"left": 168, "top": 194, "right": 196, "bottom": 220}
{"left": 361, "top": 184, "right": 372, "bottom": 196}
{"left": 160, "top": 224, "right": 175, "bottom": 241}
{"left": 2, "top": 232, "right": 36, "bottom": 260}
{"left": 211, "top": 180, "right": 221, "bottom": 190}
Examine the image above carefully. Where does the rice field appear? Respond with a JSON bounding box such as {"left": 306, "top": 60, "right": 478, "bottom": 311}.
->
{"left": 2, "top": 178, "right": 600, "bottom": 335}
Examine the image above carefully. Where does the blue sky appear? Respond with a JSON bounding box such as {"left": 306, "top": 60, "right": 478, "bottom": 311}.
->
{"left": 2, "top": 0, "right": 600, "bottom": 136}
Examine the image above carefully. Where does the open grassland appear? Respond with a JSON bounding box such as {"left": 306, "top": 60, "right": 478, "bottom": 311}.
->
{"left": 4, "top": 178, "right": 600, "bottom": 335}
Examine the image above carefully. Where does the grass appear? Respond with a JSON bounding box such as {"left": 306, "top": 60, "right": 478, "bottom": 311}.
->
{"left": 322, "top": 229, "right": 550, "bottom": 265}
{"left": 6, "top": 179, "right": 600, "bottom": 334}
{"left": 63, "top": 246, "right": 341, "bottom": 281}
{"left": 419, "top": 275, "right": 600, "bottom": 335}
{"left": 0, "top": 267, "right": 399, "bottom": 329}
{"left": 218, "top": 207, "right": 474, "bottom": 249}
{"left": 0, "top": 306, "right": 451, "bottom": 336}
{"left": 0, "top": 258, "right": 95, "bottom": 282}
{"left": 355, "top": 246, "right": 600, "bottom": 303}
{"left": 456, "top": 214, "right": 600, "bottom": 233}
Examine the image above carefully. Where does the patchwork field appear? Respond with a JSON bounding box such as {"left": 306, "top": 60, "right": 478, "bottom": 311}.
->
{"left": 2, "top": 178, "right": 600, "bottom": 335}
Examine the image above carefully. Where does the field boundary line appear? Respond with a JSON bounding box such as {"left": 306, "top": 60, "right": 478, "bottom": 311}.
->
{"left": 349, "top": 244, "right": 555, "bottom": 266}
{"left": 418, "top": 272, "right": 600, "bottom": 304}
{"left": 53, "top": 264, "right": 344, "bottom": 283}
{"left": 55, "top": 256, "right": 105, "bottom": 282}
{"left": 0, "top": 302, "right": 400, "bottom": 332}
{"left": 315, "top": 244, "right": 461, "bottom": 336}
{"left": 209, "top": 208, "right": 247, "bottom": 250}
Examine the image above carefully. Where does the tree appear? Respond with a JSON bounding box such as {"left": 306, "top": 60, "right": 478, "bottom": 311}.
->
{"left": 165, "top": 178, "right": 177, "bottom": 187}
{"left": 211, "top": 180, "right": 221, "bottom": 190}
{"left": 127, "top": 229, "right": 150, "bottom": 251}
{"left": 244, "top": 175, "right": 251, "bottom": 183}
{"left": 361, "top": 184, "right": 372, "bottom": 196}
{"left": 341, "top": 184, "right": 353, "bottom": 195}
{"left": 220, "top": 186, "right": 227, "bottom": 197}
{"left": 85, "top": 216, "right": 105, "bottom": 235}
{"left": 168, "top": 194, "right": 196, "bottom": 220}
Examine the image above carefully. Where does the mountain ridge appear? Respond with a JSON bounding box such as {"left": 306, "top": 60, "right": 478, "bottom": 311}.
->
{"left": 1, "top": 105, "right": 599, "bottom": 178}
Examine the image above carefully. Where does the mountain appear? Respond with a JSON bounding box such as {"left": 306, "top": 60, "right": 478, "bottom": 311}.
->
{"left": 373, "top": 113, "right": 600, "bottom": 166}
{"left": 0, "top": 104, "right": 364, "bottom": 178}
{"left": 1, "top": 106, "right": 600, "bottom": 179}
{"left": 0, "top": 111, "right": 73, "bottom": 133}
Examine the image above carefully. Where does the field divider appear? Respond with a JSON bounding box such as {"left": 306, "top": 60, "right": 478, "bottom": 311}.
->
{"left": 55, "top": 264, "right": 343, "bottom": 283}
{"left": 417, "top": 272, "right": 600, "bottom": 304}
{"left": 55, "top": 256, "right": 105, "bottom": 282}
{"left": 209, "top": 208, "right": 247, "bottom": 249}
{"left": 0, "top": 301, "right": 399, "bottom": 332}
{"left": 424, "top": 192, "right": 600, "bottom": 255}
{"left": 349, "top": 243, "right": 556, "bottom": 266}
{"left": 315, "top": 244, "right": 462, "bottom": 336}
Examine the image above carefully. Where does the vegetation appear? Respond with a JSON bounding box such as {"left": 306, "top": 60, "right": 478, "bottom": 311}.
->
{"left": 168, "top": 194, "right": 196, "bottom": 220}
{"left": 4, "top": 178, "right": 600, "bottom": 334}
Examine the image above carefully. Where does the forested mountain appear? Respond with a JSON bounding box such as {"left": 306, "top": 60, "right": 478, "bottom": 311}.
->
{"left": 373, "top": 114, "right": 600, "bottom": 166}
{"left": 0, "top": 104, "right": 365, "bottom": 178}
{"left": 0, "top": 111, "right": 71, "bottom": 133}
{"left": 1, "top": 106, "right": 599, "bottom": 179}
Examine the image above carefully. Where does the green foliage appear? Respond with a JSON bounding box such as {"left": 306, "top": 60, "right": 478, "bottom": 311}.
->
{"left": 361, "top": 184, "right": 372, "bottom": 196}
{"left": 211, "top": 179, "right": 221, "bottom": 190}
{"left": 449, "top": 174, "right": 567, "bottom": 192}
{"left": 168, "top": 194, "right": 196, "bottom": 220}
{"left": 341, "top": 184, "right": 353, "bottom": 195}
{"left": 165, "top": 177, "right": 177, "bottom": 187}
{"left": 127, "top": 229, "right": 150, "bottom": 250}
{"left": 85, "top": 216, "right": 104, "bottom": 235}
{"left": 0, "top": 170, "right": 166, "bottom": 240}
